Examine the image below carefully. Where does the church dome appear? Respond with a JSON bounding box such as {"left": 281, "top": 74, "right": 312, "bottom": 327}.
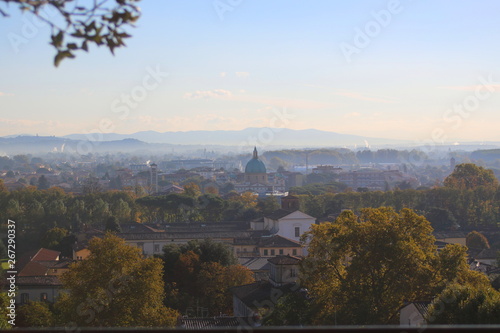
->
{"left": 245, "top": 147, "right": 267, "bottom": 174}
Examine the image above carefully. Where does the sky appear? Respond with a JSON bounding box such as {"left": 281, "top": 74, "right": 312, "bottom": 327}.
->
{"left": 1, "top": 0, "right": 500, "bottom": 143}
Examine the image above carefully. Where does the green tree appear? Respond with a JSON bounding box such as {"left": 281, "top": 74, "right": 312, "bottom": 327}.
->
{"left": 37, "top": 175, "right": 50, "bottom": 190}
{"left": 160, "top": 239, "right": 244, "bottom": 314}
{"left": 16, "top": 301, "right": 55, "bottom": 327}
{"left": 425, "top": 207, "right": 457, "bottom": 231}
{"left": 0, "top": 0, "right": 141, "bottom": 66}
{"left": 303, "top": 194, "right": 324, "bottom": 218}
{"left": 41, "top": 227, "right": 68, "bottom": 249}
{"left": 198, "top": 194, "right": 225, "bottom": 222}
{"left": 227, "top": 191, "right": 258, "bottom": 210}
{"left": 105, "top": 216, "right": 122, "bottom": 233}
{"left": 466, "top": 231, "right": 490, "bottom": 250}
{"left": 0, "top": 240, "right": 6, "bottom": 259}
{"left": 427, "top": 283, "right": 500, "bottom": 324}
{"left": 183, "top": 182, "right": 201, "bottom": 197}
{"left": 56, "top": 234, "right": 178, "bottom": 327}
{"left": 0, "top": 293, "right": 11, "bottom": 329}
{"left": 111, "top": 198, "right": 131, "bottom": 222}
{"left": 444, "top": 163, "right": 498, "bottom": 190}
{"left": 263, "top": 292, "right": 313, "bottom": 326}
{"left": 178, "top": 238, "right": 237, "bottom": 267}
{"left": 257, "top": 196, "right": 280, "bottom": 216}
{"left": 0, "top": 179, "right": 8, "bottom": 193}
{"left": 196, "top": 262, "right": 254, "bottom": 315}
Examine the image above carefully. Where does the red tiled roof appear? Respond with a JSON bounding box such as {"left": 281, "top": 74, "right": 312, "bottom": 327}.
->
{"left": 31, "top": 248, "right": 60, "bottom": 261}
{"left": 18, "top": 261, "right": 48, "bottom": 277}
{"left": 16, "top": 248, "right": 61, "bottom": 273}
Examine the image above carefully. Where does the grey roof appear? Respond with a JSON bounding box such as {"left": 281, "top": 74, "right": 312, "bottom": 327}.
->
{"left": 267, "top": 255, "right": 302, "bottom": 265}
{"left": 180, "top": 317, "right": 244, "bottom": 329}
{"left": 475, "top": 248, "right": 499, "bottom": 259}
{"left": 233, "top": 238, "right": 260, "bottom": 246}
{"left": 160, "top": 222, "right": 249, "bottom": 232}
{"left": 120, "top": 222, "right": 164, "bottom": 233}
{"left": 16, "top": 276, "right": 61, "bottom": 286}
{"left": 118, "top": 230, "right": 267, "bottom": 241}
{"left": 265, "top": 209, "right": 293, "bottom": 221}
{"left": 258, "top": 235, "right": 301, "bottom": 248}
{"left": 433, "top": 231, "right": 467, "bottom": 239}
{"left": 238, "top": 257, "right": 272, "bottom": 271}
{"left": 413, "top": 302, "right": 431, "bottom": 317}
{"left": 434, "top": 241, "right": 450, "bottom": 249}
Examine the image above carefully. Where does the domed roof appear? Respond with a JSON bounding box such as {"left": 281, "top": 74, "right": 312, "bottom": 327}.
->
{"left": 245, "top": 147, "right": 267, "bottom": 174}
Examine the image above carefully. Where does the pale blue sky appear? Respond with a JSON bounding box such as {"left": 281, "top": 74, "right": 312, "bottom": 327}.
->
{"left": 1, "top": 0, "right": 500, "bottom": 142}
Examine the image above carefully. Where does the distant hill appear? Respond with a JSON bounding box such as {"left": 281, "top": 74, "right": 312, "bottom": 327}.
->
{"left": 471, "top": 149, "right": 500, "bottom": 162}
{"left": 63, "top": 128, "right": 409, "bottom": 147}
{"left": 0, "top": 136, "right": 154, "bottom": 155}
{"left": 3, "top": 131, "right": 500, "bottom": 156}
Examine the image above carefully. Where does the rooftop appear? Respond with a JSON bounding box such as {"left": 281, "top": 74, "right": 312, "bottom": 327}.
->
{"left": 180, "top": 317, "right": 244, "bottom": 329}
{"left": 265, "top": 209, "right": 293, "bottom": 221}
{"left": 258, "top": 235, "right": 302, "bottom": 248}
{"left": 16, "top": 275, "right": 62, "bottom": 286}
{"left": 267, "top": 255, "right": 302, "bottom": 265}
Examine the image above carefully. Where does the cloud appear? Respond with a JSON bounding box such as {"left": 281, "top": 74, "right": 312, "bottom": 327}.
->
{"left": 235, "top": 72, "right": 250, "bottom": 78}
{"left": 0, "top": 91, "right": 14, "bottom": 97}
{"left": 0, "top": 118, "right": 82, "bottom": 135}
{"left": 220, "top": 72, "right": 227, "bottom": 77}
{"left": 343, "top": 112, "right": 361, "bottom": 119}
{"left": 335, "top": 90, "right": 396, "bottom": 104}
{"left": 127, "top": 113, "right": 270, "bottom": 132}
{"left": 183, "top": 89, "right": 232, "bottom": 100}
{"left": 226, "top": 93, "right": 334, "bottom": 110}
{"left": 437, "top": 85, "right": 500, "bottom": 92}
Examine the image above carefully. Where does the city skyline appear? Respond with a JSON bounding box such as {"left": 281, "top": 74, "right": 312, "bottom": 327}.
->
{"left": 1, "top": 1, "right": 500, "bottom": 143}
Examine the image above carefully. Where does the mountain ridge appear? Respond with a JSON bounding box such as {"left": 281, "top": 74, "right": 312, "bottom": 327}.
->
{"left": 61, "top": 127, "right": 408, "bottom": 146}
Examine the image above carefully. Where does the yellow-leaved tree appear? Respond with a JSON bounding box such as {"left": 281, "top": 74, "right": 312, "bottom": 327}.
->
{"left": 300, "top": 207, "right": 489, "bottom": 325}
{"left": 55, "top": 233, "right": 178, "bottom": 328}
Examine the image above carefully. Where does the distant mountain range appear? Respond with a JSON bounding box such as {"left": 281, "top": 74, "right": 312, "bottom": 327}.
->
{"left": 0, "top": 136, "right": 155, "bottom": 155}
{"left": 62, "top": 128, "right": 408, "bottom": 147}
{"left": 2, "top": 129, "right": 500, "bottom": 155}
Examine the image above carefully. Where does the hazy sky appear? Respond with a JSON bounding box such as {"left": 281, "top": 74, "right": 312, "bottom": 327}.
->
{"left": 1, "top": 0, "right": 500, "bottom": 143}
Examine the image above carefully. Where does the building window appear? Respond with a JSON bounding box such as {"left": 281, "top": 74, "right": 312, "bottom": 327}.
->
{"left": 53, "top": 269, "right": 58, "bottom": 274}
{"left": 292, "top": 249, "right": 297, "bottom": 255}
{"left": 263, "top": 249, "right": 268, "bottom": 256}
{"left": 40, "top": 293, "right": 48, "bottom": 302}
{"left": 290, "top": 268, "right": 297, "bottom": 277}
{"left": 294, "top": 227, "right": 300, "bottom": 237}
{"left": 279, "top": 249, "right": 284, "bottom": 255}
{"left": 21, "top": 293, "right": 29, "bottom": 304}
{"left": 271, "top": 249, "right": 275, "bottom": 255}
{"left": 154, "top": 244, "right": 160, "bottom": 253}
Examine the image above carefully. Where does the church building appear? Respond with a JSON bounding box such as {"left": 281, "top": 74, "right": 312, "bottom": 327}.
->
{"left": 235, "top": 147, "right": 285, "bottom": 195}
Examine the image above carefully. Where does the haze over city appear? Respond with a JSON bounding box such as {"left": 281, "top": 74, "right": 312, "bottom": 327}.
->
{"left": 1, "top": 1, "right": 500, "bottom": 143}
